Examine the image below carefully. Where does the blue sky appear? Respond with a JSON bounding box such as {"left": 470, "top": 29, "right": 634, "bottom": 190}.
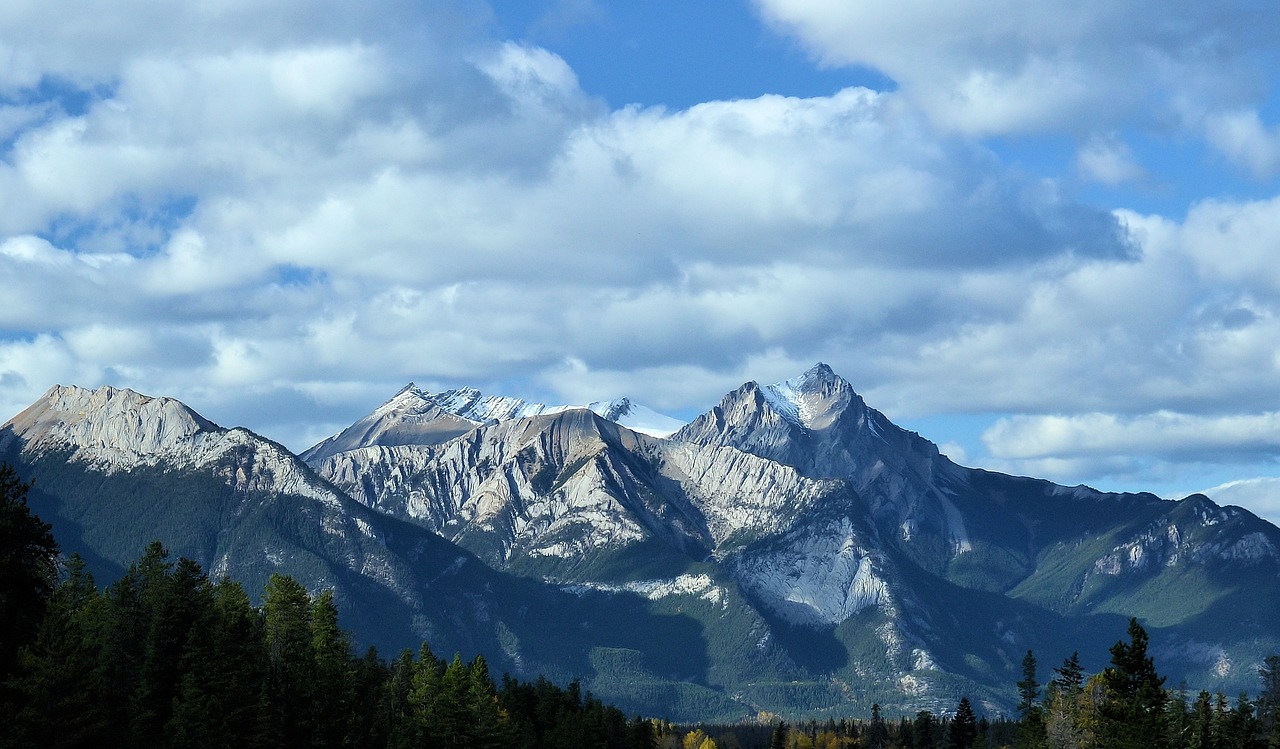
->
{"left": 4, "top": 1, "right": 1280, "bottom": 523}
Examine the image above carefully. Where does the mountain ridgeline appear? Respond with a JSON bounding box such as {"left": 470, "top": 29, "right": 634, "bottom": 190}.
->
{"left": 2, "top": 365, "right": 1278, "bottom": 721}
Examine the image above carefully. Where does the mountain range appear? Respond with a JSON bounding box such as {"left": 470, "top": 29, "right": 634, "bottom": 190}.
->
{"left": 2, "top": 364, "right": 1278, "bottom": 721}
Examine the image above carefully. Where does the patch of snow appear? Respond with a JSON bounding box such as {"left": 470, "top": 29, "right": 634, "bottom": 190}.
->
{"left": 585, "top": 398, "right": 684, "bottom": 438}
{"left": 564, "top": 574, "right": 726, "bottom": 606}
{"left": 423, "top": 387, "right": 684, "bottom": 437}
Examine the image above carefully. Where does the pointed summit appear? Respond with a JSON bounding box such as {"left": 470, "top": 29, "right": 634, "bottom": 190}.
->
{"left": 759, "top": 362, "right": 858, "bottom": 431}
{"left": 672, "top": 364, "right": 936, "bottom": 484}
{"left": 301, "top": 384, "right": 478, "bottom": 464}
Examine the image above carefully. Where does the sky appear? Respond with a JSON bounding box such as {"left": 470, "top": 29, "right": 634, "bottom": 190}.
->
{"left": 4, "top": 1, "right": 1280, "bottom": 524}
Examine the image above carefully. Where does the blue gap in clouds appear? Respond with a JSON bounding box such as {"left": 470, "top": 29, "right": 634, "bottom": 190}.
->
{"left": 38, "top": 194, "right": 199, "bottom": 257}
{"left": 273, "top": 265, "right": 329, "bottom": 288}
{"left": 488, "top": 0, "right": 894, "bottom": 110}
{"left": 1, "top": 76, "right": 114, "bottom": 153}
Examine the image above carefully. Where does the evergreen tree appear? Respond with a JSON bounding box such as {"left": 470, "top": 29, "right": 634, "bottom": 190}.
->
{"left": 384, "top": 649, "right": 419, "bottom": 749}
{"left": 12, "top": 555, "right": 111, "bottom": 748}
{"left": 949, "top": 697, "right": 979, "bottom": 749}
{"left": 769, "top": 720, "right": 788, "bottom": 749}
{"left": 1189, "top": 690, "right": 1216, "bottom": 749}
{"left": 1051, "top": 652, "right": 1084, "bottom": 694}
{"left": 1099, "top": 618, "right": 1168, "bottom": 749}
{"left": 913, "top": 710, "right": 940, "bottom": 749}
{"left": 310, "top": 589, "right": 356, "bottom": 748}
{"left": 262, "top": 573, "right": 316, "bottom": 747}
{"left": 867, "top": 704, "right": 888, "bottom": 749}
{"left": 1043, "top": 651, "right": 1087, "bottom": 749}
{"left": 1017, "top": 650, "right": 1047, "bottom": 749}
{"left": 0, "top": 463, "right": 58, "bottom": 682}
{"left": 130, "top": 549, "right": 209, "bottom": 746}
{"left": 1260, "top": 656, "right": 1280, "bottom": 748}
{"left": 467, "top": 654, "right": 509, "bottom": 748}
{"left": 349, "top": 646, "right": 391, "bottom": 749}
{"left": 1166, "top": 683, "right": 1192, "bottom": 749}
{"left": 405, "top": 643, "right": 443, "bottom": 746}
{"left": 167, "top": 576, "right": 269, "bottom": 749}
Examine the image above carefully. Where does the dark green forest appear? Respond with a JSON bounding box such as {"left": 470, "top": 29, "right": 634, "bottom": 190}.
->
{"left": 3, "top": 462, "right": 1280, "bottom": 749}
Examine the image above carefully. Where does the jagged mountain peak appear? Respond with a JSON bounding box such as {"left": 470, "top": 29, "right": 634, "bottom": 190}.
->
{"left": 1, "top": 383, "right": 217, "bottom": 456}
{"left": 378, "top": 382, "right": 434, "bottom": 412}
{"left": 301, "top": 384, "right": 478, "bottom": 464}
{"left": 758, "top": 362, "right": 860, "bottom": 431}
{"left": 674, "top": 363, "right": 886, "bottom": 458}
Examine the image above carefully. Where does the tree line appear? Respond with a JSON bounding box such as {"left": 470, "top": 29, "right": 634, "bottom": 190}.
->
{"left": 673, "top": 621, "right": 1280, "bottom": 749}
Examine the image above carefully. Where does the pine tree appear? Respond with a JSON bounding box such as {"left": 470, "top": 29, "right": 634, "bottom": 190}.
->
{"left": 167, "top": 576, "right": 269, "bottom": 749}
{"left": 1043, "top": 651, "right": 1088, "bottom": 749}
{"left": 467, "top": 654, "right": 509, "bottom": 749}
{"left": 913, "top": 710, "right": 940, "bottom": 749}
{"left": 1017, "top": 649, "right": 1047, "bottom": 749}
{"left": 1099, "top": 618, "right": 1168, "bottom": 749}
{"left": 1260, "top": 656, "right": 1280, "bottom": 749}
{"left": 12, "top": 555, "right": 112, "bottom": 748}
{"left": 949, "top": 697, "right": 979, "bottom": 749}
{"left": 769, "top": 720, "right": 789, "bottom": 749}
{"left": 310, "top": 589, "right": 355, "bottom": 748}
{"left": 131, "top": 550, "right": 209, "bottom": 746}
{"left": 405, "top": 643, "right": 444, "bottom": 746}
{"left": 0, "top": 463, "right": 59, "bottom": 682}
{"left": 1051, "top": 651, "right": 1084, "bottom": 694}
{"left": 262, "top": 573, "right": 316, "bottom": 747}
{"left": 384, "top": 649, "right": 419, "bottom": 749}
{"left": 870, "top": 704, "right": 891, "bottom": 749}
{"left": 1166, "top": 683, "right": 1192, "bottom": 749}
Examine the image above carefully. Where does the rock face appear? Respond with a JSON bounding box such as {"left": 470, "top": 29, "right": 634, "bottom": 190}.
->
{"left": 7, "top": 368, "right": 1280, "bottom": 720}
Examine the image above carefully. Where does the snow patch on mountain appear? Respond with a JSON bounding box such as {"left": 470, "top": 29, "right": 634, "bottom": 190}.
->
{"left": 584, "top": 397, "right": 685, "bottom": 438}
{"left": 564, "top": 574, "right": 726, "bottom": 607}
{"left": 758, "top": 363, "right": 851, "bottom": 431}
{"left": 431, "top": 387, "right": 683, "bottom": 438}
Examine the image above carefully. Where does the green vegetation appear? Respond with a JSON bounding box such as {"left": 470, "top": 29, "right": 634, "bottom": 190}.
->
{"left": 1, "top": 539, "right": 658, "bottom": 748}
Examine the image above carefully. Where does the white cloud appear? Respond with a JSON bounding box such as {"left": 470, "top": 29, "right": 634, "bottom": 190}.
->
{"left": 1206, "top": 110, "right": 1280, "bottom": 179}
{"left": 0, "top": 0, "right": 1277, "bottom": 497}
{"left": 983, "top": 411, "right": 1280, "bottom": 461}
{"left": 752, "top": 0, "right": 1275, "bottom": 137}
{"left": 1076, "top": 134, "right": 1144, "bottom": 185}
{"left": 1200, "top": 477, "right": 1280, "bottom": 527}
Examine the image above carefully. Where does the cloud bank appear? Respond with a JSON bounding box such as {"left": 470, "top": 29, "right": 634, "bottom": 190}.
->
{"left": 2, "top": 1, "right": 1280, "bottom": 522}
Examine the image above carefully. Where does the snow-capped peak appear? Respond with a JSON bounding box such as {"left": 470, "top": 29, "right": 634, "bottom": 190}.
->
{"left": 759, "top": 362, "right": 853, "bottom": 430}
{"left": 429, "top": 388, "right": 684, "bottom": 438}
{"left": 582, "top": 398, "right": 685, "bottom": 438}
{"left": 374, "top": 382, "right": 435, "bottom": 416}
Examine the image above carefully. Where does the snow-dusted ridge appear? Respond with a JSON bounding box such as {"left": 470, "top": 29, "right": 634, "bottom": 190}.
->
{"left": 430, "top": 386, "right": 684, "bottom": 438}
{"left": 303, "top": 383, "right": 685, "bottom": 465}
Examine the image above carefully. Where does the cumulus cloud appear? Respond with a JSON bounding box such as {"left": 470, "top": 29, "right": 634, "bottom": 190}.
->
{"left": 1201, "top": 477, "right": 1280, "bottom": 527}
{"left": 751, "top": 0, "right": 1277, "bottom": 138}
{"left": 0, "top": 0, "right": 1277, "bottom": 506}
